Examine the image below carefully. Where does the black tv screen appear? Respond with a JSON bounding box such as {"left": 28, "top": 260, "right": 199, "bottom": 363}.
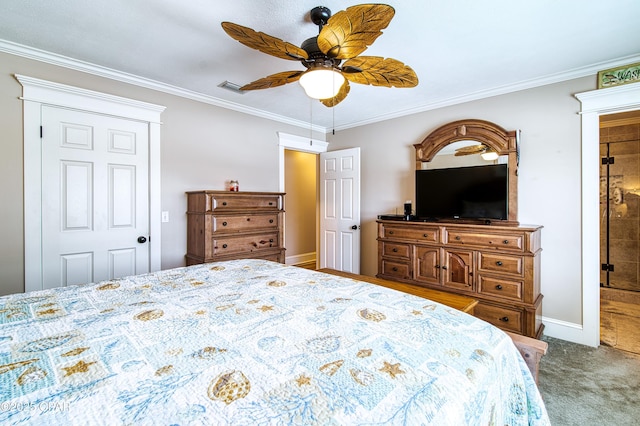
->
{"left": 415, "top": 164, "right": 508, "bottom": 220}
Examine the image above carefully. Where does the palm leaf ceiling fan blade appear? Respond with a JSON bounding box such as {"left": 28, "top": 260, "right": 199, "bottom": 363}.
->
{"left": 320, "top": 81, "right": 351, "bottom": 107}
{"left": 241, "top": 71, "right": 304, "bottom": 91}
{"left": 342, "top": 57, "right": 418, "bottom": 87}
{"left": 317, "top": 4, "right": 395, "bottom": 59}
{"left": 221, "top": 22, "right": 308, "bottom": 61}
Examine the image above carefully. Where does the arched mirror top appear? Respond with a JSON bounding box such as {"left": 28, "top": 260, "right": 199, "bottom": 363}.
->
{"left": 414, "top": 119, "right": 518, "bottom": 163}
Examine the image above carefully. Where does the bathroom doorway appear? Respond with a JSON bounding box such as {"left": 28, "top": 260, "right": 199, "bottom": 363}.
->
{"left": 600, "top": 110, "right": 640, "bottom": 354}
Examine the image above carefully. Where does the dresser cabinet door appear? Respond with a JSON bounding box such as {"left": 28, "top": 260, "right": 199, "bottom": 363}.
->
{"left": 442, "top": 249, "right": 474, "bottom": 291}
{"left": 414, "top": 246, "right": 440, "bottom": 286}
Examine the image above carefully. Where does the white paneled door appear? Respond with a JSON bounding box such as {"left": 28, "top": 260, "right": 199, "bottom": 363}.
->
{"left": 319, "top": 148, "right": 361, "bottom": 273}
{"left": 41, "top": 106, "right": 150, "bottom": 289}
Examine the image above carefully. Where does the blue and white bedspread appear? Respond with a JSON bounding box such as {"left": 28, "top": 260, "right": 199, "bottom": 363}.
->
{"left": 0, "top": 259, "right": 549, "bottom": 425}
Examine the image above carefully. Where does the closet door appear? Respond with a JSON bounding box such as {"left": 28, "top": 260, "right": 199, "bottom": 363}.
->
{"left": 41, "top": 106, "right": 150, "bottom": 288}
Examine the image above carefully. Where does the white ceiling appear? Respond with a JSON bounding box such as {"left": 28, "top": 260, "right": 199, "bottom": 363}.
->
{"left": 1, "top": 0, "right": 639, "bottom": 131}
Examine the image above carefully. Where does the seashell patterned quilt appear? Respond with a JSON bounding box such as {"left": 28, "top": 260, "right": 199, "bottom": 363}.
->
{"left": 0, "top": 259, "right": 549, "bottom": 425}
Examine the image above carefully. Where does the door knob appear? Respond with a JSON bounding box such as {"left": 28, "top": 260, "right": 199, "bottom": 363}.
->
{"left": 351, "top": 225, "right": 358, "bottom": 230}
{"left": 137, "top": 236, "right": 147, "bottom": 244}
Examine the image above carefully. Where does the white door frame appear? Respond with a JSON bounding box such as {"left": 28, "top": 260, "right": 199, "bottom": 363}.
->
{"left": 17, "top": 74, "right": 165, "bottom": 292}
{"left": 573, "top": 81, "right": 640, "bottom": 347}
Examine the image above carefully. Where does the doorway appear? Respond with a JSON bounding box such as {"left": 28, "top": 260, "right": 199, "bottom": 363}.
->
{"left": 284, "top": 149, "right": 318, "bottom": 268}
{"left": 599, "top": 110, "right": 640, "bottom": 354}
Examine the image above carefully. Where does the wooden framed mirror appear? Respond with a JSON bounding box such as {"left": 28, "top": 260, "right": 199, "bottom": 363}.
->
{"left": 414, "top": 119, "right": 519, "bottom": 224}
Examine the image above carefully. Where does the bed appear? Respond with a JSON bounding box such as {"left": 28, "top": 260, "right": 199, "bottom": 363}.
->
{"left": 0, "top": 259, "right": 549, "bottom": 425}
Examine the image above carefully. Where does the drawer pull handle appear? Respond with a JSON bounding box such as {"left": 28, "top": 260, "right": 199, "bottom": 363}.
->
{"left": 269, "top": 239, "right": 274, "bottom": 243}
{"left": 441, "top": 266, "right": 447, "bottom": 270}
{"left": 392, "top": 248, "right": 398, "bottom": 252}
{"left": 423, "top": 233, "right": 429, "bottom": 238}
{"left": 392, "top": 267, "right": 398, "bottom": 272}
{"left": 496, "top": 285, "right": 503, "bottom": 290}
{"left": 222, "top": 244, "right": 228, "bottom": 249}
{"left": 269, "top": 219, "right": 274, "bottom": 223}
{"left": 496, "top": 261, "right": 503, "bottom": 266}
{"left": 222, "top": 221, "right": 227, "bottom": 226}
{"left": 247, "top": 218, "right": 251, "bottom": 221}
{"left": 222, "top": 202, "right": 227, "bottom": 206}
{"left": 389, "top": 231, "right": 394, "bottom": 235}
{"left": 269, "top": 202, "right": 273, "bottom": 205}
{"left": 455, "top": 236, "right": 461, "bottom": 240}
{"left": 503, "top": 240, "right": 509, "bottom": 244}
{"left": 499, "top": 316, "right": 509, "bottom": 322}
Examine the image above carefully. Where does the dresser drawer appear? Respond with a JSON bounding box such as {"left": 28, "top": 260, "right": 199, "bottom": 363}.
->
{"left": 445, "top": 229, "right": 524, "bottom": 251}
{"left": 212, "top": 214, "right": 279, "bottom": 233}
{"left": 380, "top": 258, "right": 412, "bottom": 280}
{"left": 382, "top": 224, "right": 439, "bottom": 243}
{"left": 212, "top": 232, "right": 280, "bottom": 256}
{"left": 474, "top": 302, "right": 523, "bottom": 334}
{"left": 381, "top": 241, "right": 411, "bottom": 258}
{"left": 477, "top": 252, "right": 524, "bottom": 275}
{"left": 210, "top": 194, "right": 282, "bottom": 211}
{"left": 477, "top": 275, "right": 523, "bottom": 301}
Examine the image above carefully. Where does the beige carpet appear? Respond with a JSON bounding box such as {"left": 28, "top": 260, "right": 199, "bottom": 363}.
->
{"left": 537, "top": 336, "right": 640, "bottom": 425}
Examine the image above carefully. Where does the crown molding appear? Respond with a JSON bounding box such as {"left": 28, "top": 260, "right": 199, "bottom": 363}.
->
{"left": 3, "top": 38, "right": 639, "bottom": 134}
{"left": 0, "top": 39, "right": 328, "bottom": 133}
{"left": 334, "top": 54, "right": 640, "bottom": 132}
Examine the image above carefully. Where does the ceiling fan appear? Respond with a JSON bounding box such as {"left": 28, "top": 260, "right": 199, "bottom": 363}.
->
{"left": 221, "top": 4, "right": 418, "bottom": 107}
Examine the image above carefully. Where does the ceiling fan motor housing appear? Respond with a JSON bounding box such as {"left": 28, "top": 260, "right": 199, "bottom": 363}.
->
{"left": 301, "top": 37, "right": 341, "bottom": 69}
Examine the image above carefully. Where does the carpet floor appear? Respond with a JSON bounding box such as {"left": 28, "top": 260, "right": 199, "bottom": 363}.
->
{"left": 537, "top": 336, "right": 640, "bottom": 425}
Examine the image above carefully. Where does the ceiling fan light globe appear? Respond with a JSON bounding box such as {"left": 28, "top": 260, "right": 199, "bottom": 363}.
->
{"left": 299, "top": 68, "right": 345, "bottom": 99}
{"left": 481, "top": 151, "right": 499, "bottom": 161}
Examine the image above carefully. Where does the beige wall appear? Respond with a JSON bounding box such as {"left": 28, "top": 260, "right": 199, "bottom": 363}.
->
{"left": 326, "top": 76, "right": 595, "bottom": 327}
{"left": 284, "top": 150, "right": 317, "bottom": 262}
{"left": 0, "top": 51, "right": 319, "bottom": 295}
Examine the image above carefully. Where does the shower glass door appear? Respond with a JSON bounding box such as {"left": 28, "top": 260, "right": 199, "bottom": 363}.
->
{"left": 600, "top": 137, "right": 640, "bottom": 292}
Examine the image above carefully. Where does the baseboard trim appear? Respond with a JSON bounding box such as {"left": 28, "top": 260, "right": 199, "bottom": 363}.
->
{"left": 286, "top": 252, "right": 316, "bottom": 266}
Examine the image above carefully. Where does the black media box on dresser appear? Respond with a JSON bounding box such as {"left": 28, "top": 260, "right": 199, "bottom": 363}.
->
{"left": 186, "top": 191, "right": 285, "bottom": 265}
{"left": 377, "top": 219, "right": 543, "bottom": 338}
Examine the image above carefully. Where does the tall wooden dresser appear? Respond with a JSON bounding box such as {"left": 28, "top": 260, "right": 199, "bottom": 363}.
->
{"left": 186, "top": 191, "right": 285, "bottom": 265}
{"left": 377, "top": 219, "right": 543, "bottom": 338}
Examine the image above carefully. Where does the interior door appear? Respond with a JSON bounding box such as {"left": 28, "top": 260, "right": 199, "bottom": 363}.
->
{"left": 319, "top": 148, "right": 361, "bottom": 273}
{"left": 41, "top": 106, "right": 150, "bottom": 289}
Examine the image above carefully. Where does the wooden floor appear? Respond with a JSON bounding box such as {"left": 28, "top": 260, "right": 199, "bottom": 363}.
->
{"left": 601, "top": 287, "right": 640, "bottom": 355}
{"left": 295, "top": 261, "right": 317, "bottom": 270}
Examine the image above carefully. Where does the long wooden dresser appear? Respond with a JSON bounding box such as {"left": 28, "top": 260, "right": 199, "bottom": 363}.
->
{"left": 186, "top": 191, "right": 285, "bottom": 265}
{"left": 377, "top": 219, "right": 543, "bottom": 338}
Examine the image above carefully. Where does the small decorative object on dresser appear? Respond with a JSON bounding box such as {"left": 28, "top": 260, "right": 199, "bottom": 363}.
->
{"left": 185, "top": 190, "right": 285, "bottom": 265}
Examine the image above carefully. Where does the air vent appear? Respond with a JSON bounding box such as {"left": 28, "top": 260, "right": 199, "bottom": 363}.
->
{"left": 218, "top": 81, "right": 245, "bottom": 94}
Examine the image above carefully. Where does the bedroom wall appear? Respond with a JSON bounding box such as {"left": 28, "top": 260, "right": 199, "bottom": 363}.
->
{"left": 326, "top": 76, "right": 594, "bottom": 330}
{"left": 0, "top": 51, "right": 320, "bottom": 296}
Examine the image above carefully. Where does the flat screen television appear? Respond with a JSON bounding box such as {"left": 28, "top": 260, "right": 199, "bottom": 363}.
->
{"left": 415, "top": 164, "right": 508, "bottom": 221}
